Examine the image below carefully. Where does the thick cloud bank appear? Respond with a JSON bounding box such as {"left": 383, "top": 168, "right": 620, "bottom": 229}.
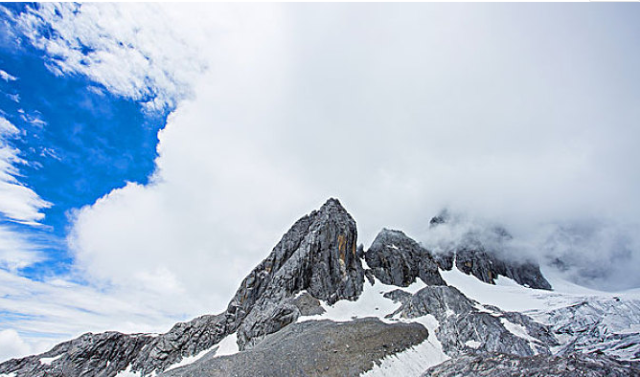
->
{"left": 67, "top": 2, "right": 640, "bottom": 317}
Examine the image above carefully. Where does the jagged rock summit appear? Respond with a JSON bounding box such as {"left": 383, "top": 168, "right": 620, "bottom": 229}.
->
{"left": 365, "top": 228, "right": 445, "bottom": 287}
{"left": 1, "top": 198, "right": 636, "bottom": 377}
{"left": 429, "top": 215, "right": 552, "bottom": 290}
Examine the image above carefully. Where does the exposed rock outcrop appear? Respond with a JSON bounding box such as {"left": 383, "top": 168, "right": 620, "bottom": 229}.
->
{"left": 529, "top": 297, "right": 640, "bottom": 363}
{"left": 364, "top": 228, "right": 446, "bottom": 287}
{"left": 231, "top": 198, "right": 364, "bottom": 349}
{"left": 0, "top": 332, "right": 154, "bottom": 377}
{"left": 423, "top": 352, "right": 639, "bottom": 377}
{"left": 387, "top": 285, "right": 557, "bottom": 357}
{"left": 429, "top": 216, "right": 552, "bottom": 290}
{"left": 131, "top": 314, "right": 227, "bottom": 375}
{"left": 4, "top": 199, "right": 630, "bottom": 377}
{"left": 0, "top": 198, "right": 365, "bottom": 377}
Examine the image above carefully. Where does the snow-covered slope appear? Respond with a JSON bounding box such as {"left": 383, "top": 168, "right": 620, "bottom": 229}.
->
{"left": 440, "top": 265, "right": 640, "bottom": 363}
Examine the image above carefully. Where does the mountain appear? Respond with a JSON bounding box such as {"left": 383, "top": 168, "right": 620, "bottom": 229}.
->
{"left": 1, "top": 199, "right": 638, "bottom": 376}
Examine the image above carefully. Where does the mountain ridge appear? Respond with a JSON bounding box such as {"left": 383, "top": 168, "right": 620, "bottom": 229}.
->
{"left": 1, "top": 198, "right": 637, "bottom": 377}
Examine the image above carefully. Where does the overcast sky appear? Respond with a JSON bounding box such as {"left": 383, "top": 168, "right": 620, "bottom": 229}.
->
{"left": 0, "top": 3, "right": 639, "bottom": 362}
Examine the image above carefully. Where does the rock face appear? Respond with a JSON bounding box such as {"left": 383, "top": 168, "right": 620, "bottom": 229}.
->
{"left": 387, "top": 285, "right": 557, "bottom": 357}
{"left": 423, "top": 352, "right": 639, "bottom": 377}
{"left": 0, "top": 332, "right": 154, "bottom": 377}
{"left": 0, "top": 198, "right": 365, "bottom": 377}
{"left": 131, "top": 314, "right": 228, "bottom": 375}
{"left": 230, "top": 198, "right": 365, "bottom": 349}
{"left": 455, "top": 243, "right": 552, "bottom": 290}
{"left": 430, "top": 216, "right": 552, "bottom": 290}
{"left": 161, "top": 318, "right": 429, "bottom": 377}
{"left": 4, "top": 199, "right": 635, "bottom": 377}
{"left": 365, "top": 228, "right": 446, "bottom": 287}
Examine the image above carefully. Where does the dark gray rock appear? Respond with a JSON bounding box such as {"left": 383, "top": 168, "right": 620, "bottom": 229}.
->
{"left": 0, "top": 332, "right": 154, "bottom": 377}
{"left": 365, "top": 228, "right": 445, "bottom": 287}
{"left": 429, "top": 211, "right": 450, "bottom": 228}
{"left": 423, "top": 352, "right": 639, "bottom": 377}
{"left": 456, "top": 242, "right": 552, "bottom": 290}
{"left": 433, "top": 250, "right": 454, "bottom": 271}
{"left": 364, "top": 269, "right": 376, "bottom": 285}
{"left": 429, "top": 215, "right": 446, "bottom": 227}
{"left": 131, "top": 313, "right": 228, "bottom": 375}
{"left": 389, "top": 285, "right": 557, "bottom": 357}
{"left": 160, "top": 318, "right": 429, "bottom": 377}
{"left": 291, "top": 292, "right": 326, "bottom": 316}
{"left": 428, "top": 215, "right": 552, "bottom": 290}
{"left": 0, "top": 198, "right": 365, "bottom": 376}
{"left": 232, "top": 198, "right": 365, "bottom": 349}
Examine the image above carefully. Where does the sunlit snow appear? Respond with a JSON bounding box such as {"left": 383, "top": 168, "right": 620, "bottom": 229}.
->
{"left": 39, "top": 354, "right": 62, "bottom": 365}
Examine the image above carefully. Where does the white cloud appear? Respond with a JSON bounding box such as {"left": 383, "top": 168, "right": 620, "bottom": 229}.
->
{"left": 0, "top": 329, "right": 31, "bottom": 362}
{"left": 2, "top": 2, "right": 639, "bottom": 355}
{"left": 15, "top": 3, "right": 207, "bottom": 112}
{"left": 0, "top": 116, "right": 51, "bottom": 224}
{"left": 0, "top": 70, "right": 16, "bottom": 82}
{"left": 0, "top": 266, "right": 192, "bottom": 363}
{"left": 66, "top": 4, "right": 640, "bottom": 310}
{"left": 0, "top": 226, "right": 44, "bottom": 271}
{"left": 0, "top": 116, "right": 50, "bottom": 274}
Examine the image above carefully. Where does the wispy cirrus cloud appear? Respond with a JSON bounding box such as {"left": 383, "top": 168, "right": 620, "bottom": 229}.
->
{"left": 0, "top": 116, "right": 50, "bottom": 276}
{"left": 0, "top": 69, "right": 16, "bottom": 82}
{"left": 0, "top": 116, "right": 51, "bottom": 225}
{"left": 13, "top": 3, "right": 206, "bottom": 112}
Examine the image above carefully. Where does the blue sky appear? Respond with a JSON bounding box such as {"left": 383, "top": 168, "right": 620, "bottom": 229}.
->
{"left": 1, "top": 2, "right": 640, "bottom": 363}
{"left": 0, "top": 3, "right": 184, "bottom": 358}
{"left": 1, "top": 21, "right": 165, "bottom": 279}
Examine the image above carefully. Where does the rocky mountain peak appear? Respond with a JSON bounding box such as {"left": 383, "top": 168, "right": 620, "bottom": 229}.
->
{"left": 428, "top": 214, "right": 552, "bottom": 290}
{"left": 0, "top": 199, "right": 588, "bottom": 377}
{"left": 227, "top": 197, "right": 364, "bottom": 348}
{"left": 365, "top": 228, "right": 446, "bottom": 287}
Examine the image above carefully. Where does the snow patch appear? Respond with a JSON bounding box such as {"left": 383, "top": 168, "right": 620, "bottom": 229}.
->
{"left": 164, "top": 332, "right": 240, "bottom": 372}
{"left": 114, "top": 365, "right": 155, "bottom": 377}
{"left": 164, "top": 347, "right": 213, "bottom": 372}
{"left": 214, "top": 332, "right": 239, "bottom": 357}
{"left": 361, "top": 315, "right": 449, "bottom": 377}
{"left": 500, "top": 318, "right": 539, "bottom": 349}
{"left": 473, "top": 303, "right": 501, "bottom": 317}
{"left": 0, "top": 373, "right": 16, "bottom": 377}
{"left": 39, "top": 354, "right": 63, "bottom": 365}
{"left": 440, "top": 266, "right": 605, "bottom": 313}
{"left": 303, "top": 279, "right": 425, "bottom": 323}
{"left": 465, "top": 340, "right": 482, "bottom": 349}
